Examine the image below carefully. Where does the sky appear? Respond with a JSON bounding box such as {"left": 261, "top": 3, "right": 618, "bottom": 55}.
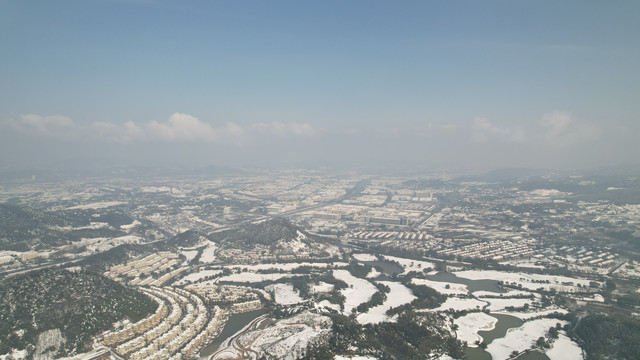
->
{"left": 1, "top": 0, "right": 639, "bottom": 171}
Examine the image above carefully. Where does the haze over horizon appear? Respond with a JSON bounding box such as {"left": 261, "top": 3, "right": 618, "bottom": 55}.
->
{"left": 1, "top": 1, "right": 639, "bottom": 171}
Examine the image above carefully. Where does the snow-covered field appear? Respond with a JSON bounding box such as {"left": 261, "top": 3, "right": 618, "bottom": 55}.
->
{"left": 454, "top": 270, "right": 595, "bottom": 292}
{"left": 499, "top": 259, "right": 546, "bottom": 269}
{"left": 425, "top": 297, "right": 487, "bottom": 312}
{"left": 267, "top": 283, "right": 304, "bottom": 305}
{"left": 472, "top": 289, "right": 533, "bottom": 298}
{"left": 382, "top": 255, "right": 435, "bottom": 273}
{"left": 485, "top": 297, "right": 535, "bottom": 312}
{"left": 65, "top": 201, "right": 127, "bottom": 210}
{"left": 334, "top": 356, "right": 378, "bottom": 360}
{"left": 312, "top": 282, "right": 334, "bottom": 294}
{"left": 356, "top": 281, "right": 416, "bottom": 324}
{"left": 333, "top": 269, "right": 377, "bottom": 315}
{"left": 180, "top": 250, "right": 199, "bottom": 262}
{"left": 353, "top": 253, "right": 378, "bottom": 261}
{"left": 612, "top": 260, "right": 640, "bottom": 279}
{"left": 486, "top": 318, "right": 568, "bottom": 360}
{"left": 217, "top": 272, "right": 292, "bottom": 283}
{"left": 366, "top": 268, "right": 382, "bottom": 279}
{"left": 175, "top": 269, "right": 222, "bottom": 285}
{"left": 412, "top": 278, "right": 468, "bottom": 295}
{"left": 120, "top": 220, "right": 141, "bottom": 230}
{"left": 545, "top": 333, "right": 583, "bottom": 360}
{"left": 226, "top": 262, "right": 347, "bottom": 272}
{"left": 495, "top": 308, "right": 569, "bottom": 321}
{"left": 86, "top": 235, "right": 142, "bottom": 252}
{"left": 198, "top": 241, "right": 218, "bottom": 263}
{"left": 454, "top": 312, "right": 498, "bottom": 346}
{"left": 214, "top": 311, "right": 331, "bottom": 360}
{"left": 317, "top": 300, "right": 341, "bottom": 312}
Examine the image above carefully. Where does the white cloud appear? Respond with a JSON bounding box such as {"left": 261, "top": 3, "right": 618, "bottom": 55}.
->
{"left": 540, "top": 111, "right": 572, "bottom": 140}
{"left": 4, "top": 113, "right": 322, "bottom": 145}
{"left": 145, "top": 113, "right": 219, "bottom": 142}
{"left": 3, "top": 114, "right": 76, "bottom": 138}
{"left": 471, "top": 117, "right": 525, "bottom": 144}
{"left": 539, "top": 111, "right": 599, "bottom": 146}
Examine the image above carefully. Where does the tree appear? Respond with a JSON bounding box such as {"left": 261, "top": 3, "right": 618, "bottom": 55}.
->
{"left": 536, "top": 336, "right": 547, "bottom": 348}
{"left": 606, "top": 279, "right": 617, "bottom": 292}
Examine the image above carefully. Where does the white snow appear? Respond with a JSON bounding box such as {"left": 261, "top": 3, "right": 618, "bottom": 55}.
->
{"left": 495, "top": 308, "right": 569, "bottom": 321}
{"left": 215, "top": 311, "right": 331, "bottom": 360}
{"left": 334, "top": 356, "right": 378, "bottom": 360}
{"left": 317, "top": 300, "right": 341, "bottom": 312}
{"left": 86, "top": 235, "right": 143, "bottom": 252}
{"left": 356, "top": 281, "right": 416, "bottom": 324}
{"left": 412, "top": 278, "right": 468, "bottom": 295}
{"left": 2, "top": 349, "right": 28, "bottom": 360}
{"left": 65, "top": 201, "right": 127, "bottom": 210}
{"left": 139, "top": 186, "right": 172, "bottom": 193}
{"left": 198, "top": 241, "right": 218, "bottom": 263}
{"left": 499, "top": 259, "right": 546, "bottom": 269}
{"left": 267, "top": 283, "right": 304, "bottom": 305}
{"left": 227, "top": 262, "right": 347, "bottom": 272}
{"left": 485, "top": 297, "right": 535, "bottom": 312}
{"left": 120, "top": 220, "right": 141, "bottom": 230}
{"left": 366, "top": 268, "right": 382, "bottom": 279}
{"left": 529, "top": 189, "right": 568, "bottom": 197}
{"left": 546, "top": 333, "right": 583, "bottom": 360}
{"left": 472, "top": 289, "right": 533, "bottom": 298}
{"left": 333, "top": 269, "right": 378, "bottom": 315}
{"left": 382, "top": 255, "right": 435, "bottom": 273}
{"left": 581, "top": 293, "right": 605, "bottom": 303}
{"left": 175, "top": 269, "right": 222, "bottom": 285}
{"left": 486, "top": 318, "right": 568, "bottom": 360}
{"left": 454, "top": 312, "right": 498, "bottom": 346}
{"left": 180, "top": 250, "right": 198, "bottom": 262}
{"left": 454, "top": 270, "right": 595, "bottom": 292}
{"left": 353, "top": 253, "right": 378, "bottom": 261}
{"left": 312, "top": 282, "right": 334, "bottom": 294}
{"left": 218, "top": 272, "right": 291, "bottom": 283}
{"left": 425, "top": 297, "right": 488, "bottom": 312}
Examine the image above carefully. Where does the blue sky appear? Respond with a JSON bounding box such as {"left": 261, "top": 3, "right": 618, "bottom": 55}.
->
{"left": 1, "top": 0, "right": 639, "bottom": 170}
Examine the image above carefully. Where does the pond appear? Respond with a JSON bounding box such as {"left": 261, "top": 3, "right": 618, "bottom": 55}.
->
{"left": 516, "top": 350, "right": 550, "bottom": 360}
{"left": 478, "top": 314, "right": 523, "bottom": 344}
{"left": 464, "top": 313, "right": 540, "bottom": 360}
{"left": 199, "top": 308, "right": 268, "bottom": 358}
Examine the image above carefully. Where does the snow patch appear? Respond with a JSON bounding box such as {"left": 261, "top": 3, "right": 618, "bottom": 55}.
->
{"left": 382, "top": 255, "right": 434, "bottom": 273}
{"left": 175, "top": 269, "right": 222, "bottom": 285}
{"left": 356, "top": 281, "right": 416, "bottom": 324}
{"left": 333, "top": 269, "right": 377, "bottom": 315}
{"left": 65, "top": 201, "right": 127, "bottom": 210}
{"left": 412, "top": 278, "right": 468, "bottom": 295}
{"left": 199, "top": 241, "right": 218, "bottom": 263}
{"left": 486, "top": 318, "right": 568, "bottom": 360}
{"left": 546, "top": 332, "right": 583, "bottom": 360}
{"left": 425, "top": 297, "right": 488, "bottom": 312}
{"left": 353, "top": 253, "right": 378, "bottom": 262}
{"left": 266, "top": 283, "right": 304, "bottom": 305}
{"left": 454, "top": 312, "right": 498, "bottom": 346}
{"left": 218, "top": 272, "right": 291, "bottom": 283}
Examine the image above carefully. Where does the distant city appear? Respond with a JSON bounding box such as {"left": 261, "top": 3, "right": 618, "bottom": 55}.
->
{"left": 1, "top": 166, "right": 639, "bottom": 360}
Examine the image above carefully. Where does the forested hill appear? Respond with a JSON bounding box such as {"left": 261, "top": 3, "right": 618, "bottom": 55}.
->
{"left": 0, "top": 268, "right": 157, "bottom": 358}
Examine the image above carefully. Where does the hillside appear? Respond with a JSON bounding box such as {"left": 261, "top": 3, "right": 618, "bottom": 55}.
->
{"left": 214, "top": 218, "right": 334, "bottom": 260}
{"left": 0, "top": 268, "right": 157, "bottom": 358}
{"left": 0, "top": 203, "right": 134, "bottom": 252}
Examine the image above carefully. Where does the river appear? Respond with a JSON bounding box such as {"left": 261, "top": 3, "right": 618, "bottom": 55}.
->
{"left": 199, "top": 308, "right": 268, "bottom": 359}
